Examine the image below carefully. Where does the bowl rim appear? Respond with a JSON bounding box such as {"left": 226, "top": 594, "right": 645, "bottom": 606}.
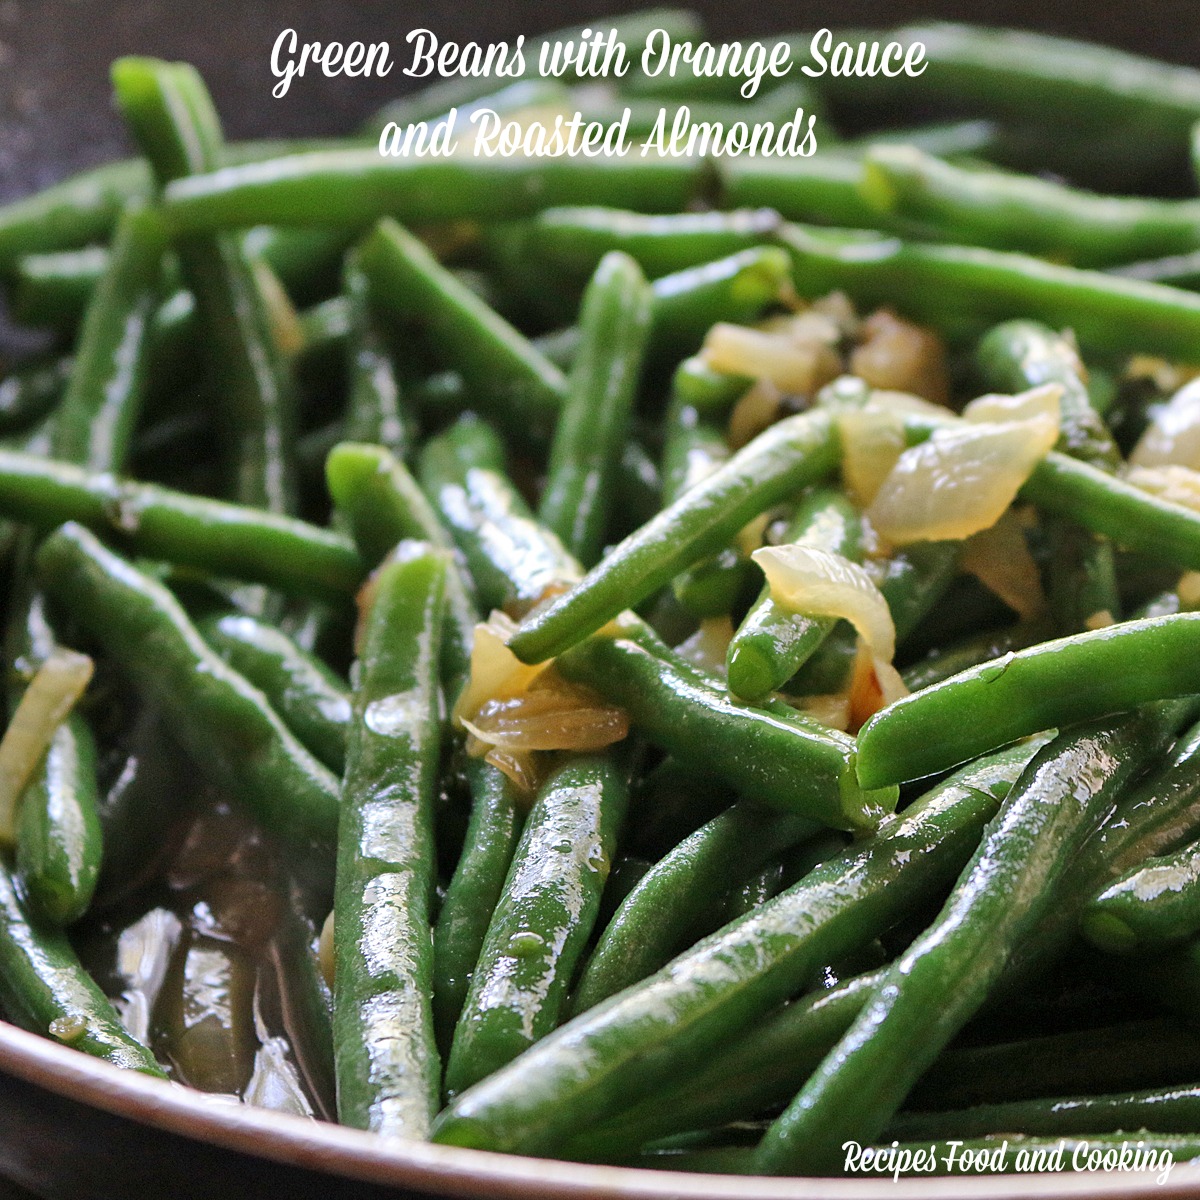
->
{"left": 0, "top": 1019, "right": 1196, "bottom": 1200}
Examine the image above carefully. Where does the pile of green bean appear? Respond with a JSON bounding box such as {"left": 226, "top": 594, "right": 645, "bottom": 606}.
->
{"left": 10, "top": 10, "right": 1200, "bottom": 1181}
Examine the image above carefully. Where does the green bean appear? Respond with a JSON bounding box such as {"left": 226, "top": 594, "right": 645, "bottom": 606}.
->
{"left": 510, "top": 409, "right": 840, "bottom": 663}
{"left": 50, "top": 206, "right": 166, "bottom": 470}
{"left": 114, "top": 57, "right": 298, "bottom": 514}
{"left": 0, "top": 449, "right": 361, "bottom": 599}
{"left": 555, "top": 616, "right": 892, "bottom": 831}
{"left": 611, "top": 441, "right": 662, "bottom": 539}
{"left": 863, "top": 143, "right": 1200, "bottom": 267}
{"left": 856, "top": 614, "right": 1200, "bottom": 788}
{"left": 759, "top": 706, "right": 1182, "bottom": 1173}
{"left": 10, "top": 247, "right": 118, "bottom": 329}
{"left": 901, "top": 620, "right": 1052, "bottom": 692}
{"left": 0, "top": 160, "right": 150, "bottom": 269}
{"left": 567, "top": 969, "right": 882, "bottom": 1160}
{"left": 719, "top": 154, "right": 899, "bottom": 230}
{"left": 539, "top": 252, "right": 652, "bottom": 566}
{"left": 0, "top": 860, "right": 164, "bottom": 1074}
{"left": 669, "top": 355, "right": 751, "bottom": 416}
{"left": 488, "top": 207, "right": 785, "bottom": 286}
{"left": 1109, "top": 249, "right": 1200, "bottom": 288}
{"left": 333, "top": 543, "right": 445, "bottom": 1137}
{"left": 914, "top": 1018, "right": 1200, "bottom": 1110}
{"left": 359, "top": 219, "right": 567, "bottom": 438}
{"left": 324, "top": 440, "right": 477, "bottom": 687}
{"left": 779, "top": 222, "right": 1200, "bottom": 358}
{"left": 846, "top": 118, "right": 1000, "bottom": 159}
{"left": 341, "top": 256, "right": 413, "bottom": 460}
{"left": 35, "top": 524, "right": 339, "bottom": 858}
{"left": 198, "top": 613, "right": 351, "bottom": 776}
{"left": 364, "top": 79, "right": 571, "bottom": 140}
{"left": 431, "top": 740, "right": 1028, "bottom": 1155}
{"left": 1083, "top": 837, "right": 1200, "bottom": 953}
{"left": 432, "top": 757, "right": 524, "bottom": 1053}
{"left": 891, "top": 1082, "right": 1200, "bottom": 1143}
{"left": 445, "top": 753, "right": 629, "bottom": 1097}
{"left": 571, "top": 803, "right": 819, "bottom": 1016}
{"left": 418, "top": 423, "right": 579, "bottom": 617}
{"left": 162, "top": 152, "right": 703, "bottom": 233}
{"left": 728, "top": 489, "right": 863, "bottom": 702}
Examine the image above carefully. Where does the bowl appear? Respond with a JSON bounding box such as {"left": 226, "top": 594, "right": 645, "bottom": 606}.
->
{"left": 3, "top": 2, "right": 1200, "bottom": 1197}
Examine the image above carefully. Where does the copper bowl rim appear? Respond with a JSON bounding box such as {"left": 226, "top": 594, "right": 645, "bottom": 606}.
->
{"left": 2, "top": 1018, "right": 1197, "bottom": 1200}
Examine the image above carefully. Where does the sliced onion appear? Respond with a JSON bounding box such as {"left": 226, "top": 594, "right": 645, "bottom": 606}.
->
{"left": 452, "top": 611, "right": 549, "bottom": 727}
{"left": 849, "top": 309, "right": 949, "bottom": 405}
{"left": 318, "top": 910, "right": 335, "bottom": 991}
{"left": 847, "top": 640, "right": 907, "bottom": 733}
{"left": 483, "top": 747, "right": 541, "bottom": 795}
{"left": 963, "top": 382, "right": 1064, "bottom": 426}
{"left": 751, "top": 544, "right": 898, "bottom": 664}
{"left": 727, "top": 380, "right": 783, "bottom": 450}
{"left": 702, "top": 321, "right": 842, "bottom": 395}
{"left": 675, "top": 617, "right": 735, "bottom": 677}
{"left": 866, "top": 395, "right": 1060, "bottom": 545}
{"left": 1131, "top": 377, "right": 1200, "bottom": 469}
{"left": 0, "top": 647, "right": 94, "bottom": 845}
{"left": 1084, "top": 609, "right": 1116, "bottom": 630}
{"left": 793, "top": 693, "right": 852, "bottom": 732}
{"left": 461, "top": 683, "right": 629, "bottom": 752}
{"left": 959, "top": 509, "right": 1047, "bottom": 621}
{"left": 1125, "top": 464, "right": 1200, "bottom": 511}
{"left": 1179, "top": 571, "right": 1200, "bottom": 609}
{"left": 838, "top": 407, "right": 906, "bottom": 506}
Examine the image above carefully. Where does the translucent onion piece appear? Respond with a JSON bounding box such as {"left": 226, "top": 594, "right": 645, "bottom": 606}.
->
{"left": 736, "top": 513, "right": 771, "bottom": 556}
{"left": 1125, "top": 464, "right": 1200, "bottom": 511}
{"left": 752, "top": 544, "right": 898, "bottom": 664}
{"left": 675, "top": 617, "right": 735, "bottom": 677}
{"left": 1180, "top": 571, "right": 1200, "bottom": 609}
{"left": 849, "top": 309, "right": 949, "bottom": 405}
{"left": 318, "top": 910, "right": 335, "bottom": 991}
{"left": 847, "top": 640, "right": 909, "bottom": 734}
{"left": 838, "top": 407, "right": 906, "bottom": 506}
{"left": 867, "top": 410, "right": 1060, "bottom": 545}
{"left": 1131, "top": 378, "right": 1200, "bottom": 469}
{"left": 702, "top": 322, "right": 841, "bottom": 396}
{"left": 0, "top": 647, "right": 94, "bottom": 845}
{"left": 462, "top": 685, "right": 629, "bottom": 753}
{"left": 452, "top": 611, "right": 549, "bottom": 726}
{"left": 483, "top": 747, "right": 541, "bottom": 795}
{"left": 960, "top": 509, "right": 1047, "bottom": 621}
{"left": 1084, "top": 609, "right": 1116, "bottom": 630}
{"left": 963, "top": 382, "right": 1064, "bottom": 426}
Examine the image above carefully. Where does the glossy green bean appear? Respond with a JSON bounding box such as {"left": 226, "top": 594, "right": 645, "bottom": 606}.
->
{"left": 333, "top": 544, "right": 445, "bottom": 1137}
{"left": 445, "top": 754, "right": 629, "bottom": 1097}
{"left": 539, "top": 252, "right": 652, "bottom": 566}
{"left": 341, "top": 257, "right": 413, "bottom": 460}
{"left": 1084, "top": 837, "right": 1200, "bottom": 953}
{"left": 431, "top": 745, "right": 1024, "bottom": 1156}
{"left": 755, "top": 705, "right": 1181, "bottom": 1174}
{"left": 0, "top": 450, "right": 362, "bottom": 599}
{"left": 198, "top": 613, "right": 351, "bottom": 775}
{"left": 0, "top": 861, "right": 164, "bottom": 1075}
{"left": 114, "top": 57, "right": 298, "bottom": 514}
{"left": 857, "top": 614, "right": 1200, "bottom": 788}
{"left": 570, "top": 803, "right": 819, "bottom": 1016}
{"left": 35, "top": 524, "right": 340, "bottom": 858}
{"left": 510, "top": 409, "right": 840, "bottom": 663}
{"left": 779, "top": 222, "right": 1200, "bottom": 357}
{"left": 900, "top": 620, "right": 1052, "bottom": 692}
{"left": 863, "top": 143, "right": 1200, "bottom": 267}
{"left": 162, "top": 152, "right": 703, "bottom": 233}
{"left": 0, "top": 359, "right": 71, "bottom": 435}
{"left": 360, "top": 219, "right": 567, "bottom": 438}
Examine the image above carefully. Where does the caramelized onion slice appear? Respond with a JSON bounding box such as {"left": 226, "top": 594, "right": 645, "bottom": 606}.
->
{"left": 452, "top": 611, "right": 549, "bottom": 727}
{"left": 461, "top": 682, "right": 628, "bottom": 753}
{"left": 960, "top": 509, "right": 1047, "bottom": 621}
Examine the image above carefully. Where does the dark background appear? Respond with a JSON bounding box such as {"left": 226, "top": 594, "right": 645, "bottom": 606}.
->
{"left": 2, "top": 0, "right": 1199, "bottom": 201}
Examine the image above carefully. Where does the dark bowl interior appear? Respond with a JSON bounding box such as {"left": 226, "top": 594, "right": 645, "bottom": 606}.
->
{"left": 2, "top": 1, "right": 1200, "bottom": 1197}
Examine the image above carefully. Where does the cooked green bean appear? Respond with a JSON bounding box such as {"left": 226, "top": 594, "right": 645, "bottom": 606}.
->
{"left": 0, "top": 449, "right": 361, "bottom": 599}
{"left": 432, "top": 742, "right": 1030, "bottom": 1155}
{"left": 444, "top": 754, "right": 629, "bottom": 1097}
{"left": 755, "top": 703, "right": 1183, "bottom": 1174}
{"left": 334, "top": 543, "right": 445, "bottom": 1137}
{"left": 198, "top": 613, "right": 351, "bottom": 775}
{"left": 35, "top": 524, "right": 339, "bottom": 858}
{"left": 538, "top": 252, "right": 652, "bottom": 566}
